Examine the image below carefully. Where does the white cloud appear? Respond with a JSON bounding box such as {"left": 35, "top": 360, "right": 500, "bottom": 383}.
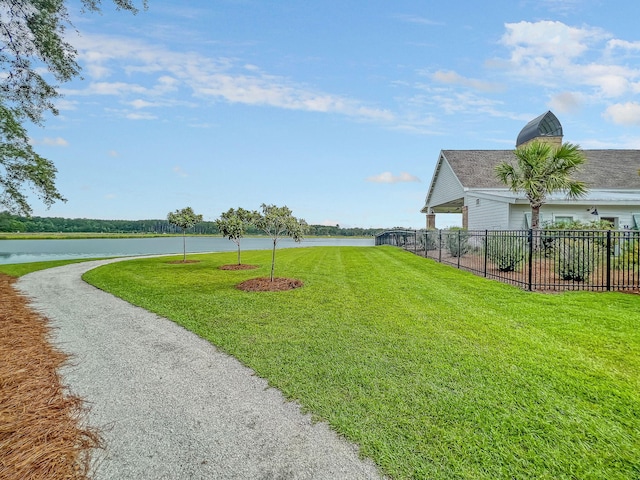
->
{"left": 173, "top": 166, "right": 188, "bottom": 178}
{"left": 394, "top": 14, "right": 442, "bottom": 26}
{"left": 496, "top": 20, "right": 640, "bottom": 121}
{"left": 431, "top": 70, "right": 504, "bottom": 93}
{"left": 30, "top": 137, "right": 69, "bottom": 147}
{"left": 125, "top": 111, "right": 157, "bottom": 120}
{"left": 501, "top": 20, "right": 604, "bottom": 64}
{"left": 604, "top": 102, "right": 640, "bottom": 125}
{"left": 69, "top": 33, "right": 394, "bottom": 123}
{"left": 606, "top": 39, "right": 640, "bottom": 52}
{"left": 130, "top": 99, "right": 156, "bottom": 109}
{"left": 43, "top": 137, "right": 69, "bottom": 147}
{"left": 366, "top": 172, "right": 421, "bottom": 184}
{"left": 549, "top": 92, "right": 583, "bottom": 113}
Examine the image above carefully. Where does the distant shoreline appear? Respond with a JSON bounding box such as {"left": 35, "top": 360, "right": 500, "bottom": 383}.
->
{"left": 0, "top": 233, "right": 373, "bottom": 241}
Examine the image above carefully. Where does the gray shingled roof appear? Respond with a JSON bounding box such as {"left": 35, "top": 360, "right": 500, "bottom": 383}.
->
{"left": 442, "top": 149, "right": 640, "bottom": 190}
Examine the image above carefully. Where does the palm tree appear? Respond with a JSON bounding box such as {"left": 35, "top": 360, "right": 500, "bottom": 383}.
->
{"left": 495, "top": 141, "right": 588, "bottom": 230}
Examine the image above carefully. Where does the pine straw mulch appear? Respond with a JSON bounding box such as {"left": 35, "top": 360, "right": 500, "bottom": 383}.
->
{"left": 237, "top": 277, "right": 304, "bottom": 292}
{"left": 0, "top": 274, "right": 101, "bottom": 480}
{"left": 218, "top": 264, "right": 259, "bottom": 270}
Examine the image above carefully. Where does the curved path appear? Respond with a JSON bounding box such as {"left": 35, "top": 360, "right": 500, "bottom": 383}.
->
{"left": 17, "top": 259, "right": 384, "bottom": 480}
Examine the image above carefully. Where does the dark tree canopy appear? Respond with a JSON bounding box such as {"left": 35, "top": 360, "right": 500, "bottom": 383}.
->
{"left": 0, "top": 0, "right": 148, "bottom": 215}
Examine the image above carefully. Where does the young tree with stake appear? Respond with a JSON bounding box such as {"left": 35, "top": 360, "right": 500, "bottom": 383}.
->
{"left": 253, "top": 204, "right": 307, "bottom": 281}
{"left": 167, "top": 207, "right": 203, "bottom": 262}
{"left": 215, "top": 207, "right": 254, "bottom": 265}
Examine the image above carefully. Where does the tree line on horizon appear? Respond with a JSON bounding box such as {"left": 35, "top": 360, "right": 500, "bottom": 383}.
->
{"left": 0, "top": 211, "right": 384, "bottom": 237}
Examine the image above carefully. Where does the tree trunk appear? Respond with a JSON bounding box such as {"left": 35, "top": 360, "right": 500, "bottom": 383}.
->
{"left": 182, "top": 230, "right": 186, "bottom": 262}
{"left": 531, "top": 206, "right": 540, "bottom": 230}
{"left": 237, "top": 244, "right": 241, "bottom": 265}
{"left": 531, "top": 205, "right": 541, "bottom": 251}
{"left": 270, "top": 239, "right": 277, "bottom": 281}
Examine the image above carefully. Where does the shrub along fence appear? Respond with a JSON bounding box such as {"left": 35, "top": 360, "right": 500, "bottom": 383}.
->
{"left": 375, "top": 229, "right": 640, "bottom": 292}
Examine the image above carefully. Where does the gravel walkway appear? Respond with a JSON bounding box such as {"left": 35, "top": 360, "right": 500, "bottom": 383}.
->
{"left": 16, "top": 259, "right": 384, "bottom": 480}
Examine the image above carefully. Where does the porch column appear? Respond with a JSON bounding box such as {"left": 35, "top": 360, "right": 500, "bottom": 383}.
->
{"left": 462, "top": 206, "right": 468, "bottom": 229}
{"left": 426, "top": 213, "right": 436, "bottom": 229}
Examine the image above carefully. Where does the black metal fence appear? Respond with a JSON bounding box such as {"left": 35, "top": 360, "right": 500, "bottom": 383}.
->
{"left": 375, "top": 229, "right": 640, "bottom": 292}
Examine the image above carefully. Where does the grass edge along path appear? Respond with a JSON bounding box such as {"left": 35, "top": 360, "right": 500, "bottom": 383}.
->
{"left": 83, "top": 246, "right": 640, "bottom": 480}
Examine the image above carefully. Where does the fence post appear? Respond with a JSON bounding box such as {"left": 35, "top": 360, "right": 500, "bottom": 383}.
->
{"left": 527, "top": 229, "right": 533, "bottom": 291}
{"left": 438, "top": 229, "right": 442, "bottom": 262}
{"left": 606, "top": 230, "right": 611, "bottom": 291}
{"left": 457, "top": 230, "right": 461, "bottom": 269}
{"left": 414, "top": 230, "right": 417, "bottom": 255}
{"left": 483, "top": 230, "right": 488, "bottom": 277}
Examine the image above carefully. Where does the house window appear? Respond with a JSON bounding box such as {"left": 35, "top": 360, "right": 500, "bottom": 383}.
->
{"left": 554, "top": 216, "right": 573, "bottom": 224}
{"left": 600, "top": 217, "right": 617, "bottom": 228}
{"left": 632, "top": 214, "right": 640, "bottom": 230}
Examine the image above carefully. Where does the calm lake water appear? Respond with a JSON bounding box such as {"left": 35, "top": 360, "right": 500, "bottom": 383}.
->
{"left": 0, "top": 236, "right": 375, "bottom": 265}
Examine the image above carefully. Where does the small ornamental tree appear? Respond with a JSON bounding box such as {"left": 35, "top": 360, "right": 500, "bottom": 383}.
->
{"left": 253, "top": 204, "right": 307, "bottom": 281}
{"left": 167, "top": 207, "right": 203, "bottom": 262}
{"left": 215, "top": 207, "right": 254, "bottom": 265}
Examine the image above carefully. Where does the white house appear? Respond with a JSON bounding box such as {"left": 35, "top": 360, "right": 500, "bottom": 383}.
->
{"left": 421, "top": 111, "right": 640, "bottom": 230}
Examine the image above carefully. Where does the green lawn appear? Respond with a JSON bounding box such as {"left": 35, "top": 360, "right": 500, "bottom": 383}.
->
{"left": 0, "top": 258, "right": 107, "bottom": 277}
{"left": 83, "top": 246, "right": 639, "bottom": 480}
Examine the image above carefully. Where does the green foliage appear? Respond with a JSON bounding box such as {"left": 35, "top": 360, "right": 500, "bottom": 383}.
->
{"left": 167, "top": 206, "right": 203, "bottom": 261}
{"left": 542, "top": 220, "right": 615, "bottom": 256}
{"left": 420, "top": 230, "right": 438, "bottom": 251}
{"left": 486, "top": 232, "right": 527, "bottom": 272}
{"left": 253, "top": 204, "right": 307, "bottom": 280}
{"left": 555, "top": 238, "right": 600, "bottom": 281}
{"left": 444, "top": 227, "right": 470, "bottom": 257}
{"left": 495, "top": 141, "right": 588, "bottom": 230}
{"left": 544, "top": 218, "right": 615, "bottom": 231}
{"left": 215, "top": 207, "right": 255, "bottom": 265}
{"left": 612, "top": 238, "right": 639, "bottom": 271}
{"left": 0, "top": 0, "right": 146, "bottom": 215}
{"left": 0, "top": 105, "right": 66, "bottom": 215}
{"left": 84, "top": 247, "right": 640, "bottom": 480}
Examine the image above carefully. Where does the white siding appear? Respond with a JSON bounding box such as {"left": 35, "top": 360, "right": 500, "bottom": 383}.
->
{"left": 427, "top": 158, "right": 464, "bottom": 207}
{"left": 507, "top": 204, "right": 640, "bottom": 229}
{"left": 467, "top": 195, "right": 510, "bottom": 230}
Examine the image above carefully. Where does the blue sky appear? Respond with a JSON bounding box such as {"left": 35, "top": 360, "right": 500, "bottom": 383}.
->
{"left": 25, "top": 0, "right": 640, "bottom": 228}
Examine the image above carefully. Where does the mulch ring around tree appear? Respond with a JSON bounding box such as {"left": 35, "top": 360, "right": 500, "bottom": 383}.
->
{"left": 237, "top": 277, "right": 304, "bottom": 292}
{"left": 165, "top": 260, "right": 201, "bottom": 264}
{"left": 219, "top": 264, "right": 259, "bottom": 270}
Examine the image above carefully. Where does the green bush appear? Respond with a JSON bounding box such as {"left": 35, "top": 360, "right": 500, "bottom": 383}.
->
{"left": 542, "top": 220, "right": 614, "bottom": 255}
{"left": 420, "top": 230, "right": 438, "bottom": 251}
{"left": 555, "top": 238, "right": 599, "bottom": 281}
{"left": 445, "top": 228, "right": 470, "bottom": 258}
{"left": 612, "top": 238, "right": 639, "bottom": 271}
{"left": 486, "top": 233, "right": 527, "bottom": 272}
